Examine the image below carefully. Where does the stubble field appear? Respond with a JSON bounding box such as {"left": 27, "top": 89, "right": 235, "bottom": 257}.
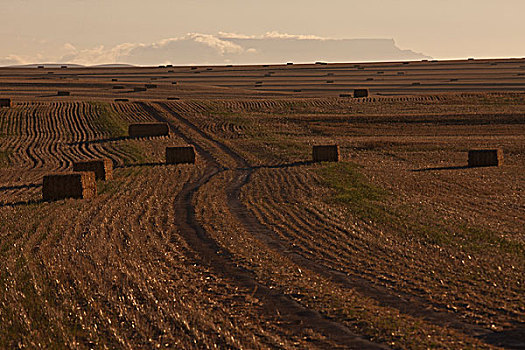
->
{"left": 0, "top": 59, "right": 524, "bottom": 349}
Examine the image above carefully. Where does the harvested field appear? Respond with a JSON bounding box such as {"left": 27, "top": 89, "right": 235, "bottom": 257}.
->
{"left": 0, "top": 60, "right": 524, "bottom": 349}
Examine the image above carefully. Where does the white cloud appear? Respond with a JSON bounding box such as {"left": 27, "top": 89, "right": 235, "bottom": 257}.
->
{"left": 1, "top": 32, "right": 430, "bottom": 66}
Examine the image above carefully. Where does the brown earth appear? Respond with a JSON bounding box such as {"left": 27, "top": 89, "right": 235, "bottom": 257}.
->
{"left": 0, "top": 59, "right": 524, "bottom": 349}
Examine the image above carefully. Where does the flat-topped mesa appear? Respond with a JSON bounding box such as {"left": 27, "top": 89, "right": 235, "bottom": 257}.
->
{"left": 354, "top": 89, "right": 369, "bottom": 98}
{"left": 166, "top": 146, "right": 196, "bottom": 164}
{"left": 73, "top": 158, "right": 113, "bottom": 181}
{"left": 468, "top": 149, "right": 503, "bottom": 167}
{"left": 313, "top": 145, "right": 340, "bottom": 162}
{"left": 0, "top": 98, "right": 11, "bottom": 107}
{"left": 42, "top": 172, "right": 97, "bottom": 201}
{"left": 128, "top": 123, "right": 169, "bottom": 138}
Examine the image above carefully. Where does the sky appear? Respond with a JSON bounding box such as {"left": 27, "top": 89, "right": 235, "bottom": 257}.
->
{"left": 2, "top": 0, "right": 524, "bottom": 65}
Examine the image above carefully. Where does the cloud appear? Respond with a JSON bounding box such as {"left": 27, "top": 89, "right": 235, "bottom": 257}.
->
{"left": 0, "top": 55, "right": 25, "bottom": 66}
{"left": 2, "top": 32, "right": 431, "bottom": 66}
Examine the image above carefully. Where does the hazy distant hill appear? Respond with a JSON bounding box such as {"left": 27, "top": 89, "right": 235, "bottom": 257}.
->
{"left": 103, "top": 34, "right": 431, "bottom": 65}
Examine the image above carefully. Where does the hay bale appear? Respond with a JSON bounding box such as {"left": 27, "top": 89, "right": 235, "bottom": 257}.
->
{"left": 57, "top": 91, "right": 70, "bottom": 96}
{"left": 145, "top": 84, "right": 157, "bottom": 89}
{"left": 339, "top": 94, "right": 351, "bottom": 98}
{"left": 133, "top": 87, "right": 147, "bottom": 92}
{"left": 293, "top": 89, "right": 302, "bottom": 92}
{"left": 38, "top": 65, "right": 45, "bottom": 69}
{"left": 287, "top": 62, "right": 294, "bottom": 65}
{"left": 171, "top": 82, "right": 178, "bottom": 84}
{"left": 166, "top": 65, "right": 173, "bottom": 68}
{"left": 366, "top": 78, "right": 374, "bottom": 81}
{"left": 354, "top": 89, "right": 369, "bottom": 98}
{"left": 128, "top": 123, "right": 169, "bottom": 138}
{"left": 326, "top": 80, "right": 334, "bottom": 83}
{"left": 112, "top": 78, "right": 118, "bottom": 82}
{"left": 61, "top": 65, "right": 67, "bottom": 69}
{"left": 397, "top": 72, "right": 405, "bottom": 75}
{"left": 167, "top": 97, "right": 180, "bottom": 100}
{"left": 114, "top": 98, "right": 129, "bottom": 102}
{"left": 468, "top": 149, "right": 503, "bottom": 167}
{"left": 313, "top": 145, "right": 339, "bottom": 162}
{"left": 112, "top": 85, "right": 125, "bottom": 89}
{"left": 73, "top": 159, "right": 113, "bottom": 181}
{"left": 166, "top": 146, "right": 196, "bottom": 164}
{"left": 412, "top": 82, "right": 421, "bottom": 86}
{"left": 0, "top": 98, "right": 11, "bottom": 108}
{"left": 450, "top": 78, "right": 459, "bottom": 82}
{"left": 191, "top": 67, "right": 198, "bottom": 70}
{"left": 42, "top": 172, "right": 97, "bottom": 201}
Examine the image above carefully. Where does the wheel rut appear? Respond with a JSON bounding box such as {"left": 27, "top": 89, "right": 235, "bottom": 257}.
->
{"left": 147, "top": 102, "right": 387, "bottom": 349}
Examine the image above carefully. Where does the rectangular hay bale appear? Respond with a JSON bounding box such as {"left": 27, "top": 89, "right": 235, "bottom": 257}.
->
{"left": 42, "top": 172, "right": 97, "bottom": 201}
{"left": 354, "top": 89, "right": 369, "bottom": 98}
{"left": 313, "top": 145, "right": 339, "bottom": 162}
{"left": 166, "top": 146, "right": 196, "bottom": 164}
{"left": 128, "top": 123, "right": 169, "bottom": 138}
{"left": 0, "top": 98, "right": 11, "bottom": 108}
{"left": 468, "top": 149, "right": 503, "bottom": 167}
{"left": 73, "top": 158, "right": 113, "bottom": 181}
{"left": 57, "top": 91, "right": 70, "bottom": 96}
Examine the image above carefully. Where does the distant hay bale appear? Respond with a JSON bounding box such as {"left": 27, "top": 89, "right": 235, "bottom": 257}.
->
{"left": 61, "top": 65, "right": 67, "bottom": 69}
{"left": 354, "top": 89, "right": 369, "bottom": 98}
{"left": 112, "top": 78, "right": 118, "bottom": 82}
{"left": 327, "top": 73, "right": 334, "bottom": 76}
{"left": 412, "top": 82, "right": 421, "bottom": 86}
{"left": 402, "top": 62, "right": 410, "bottom": 65}
{"left": 293, "top": 89, "right": 302, "bottom": 92}
{"left": 377, "top": 71, "right": 384, "bottom": 74}
{"left": 264, "top": 73, "right": 272, "bottom": 77}
{"left": 468, "top": 58, "right": 475, "bottom": 61}
{"left": 171, "top": 81, "right": 178, "bottom": 84}
{"left": 262, "top": 65, "right": 270, "bottom": 68}
{"left": 226, "top": 65, "right": 233, "bottom": 67}
{"left": 326, "top": 80, "right": 334, "bottom": 83}
{"left": 167, "top": 97, "right": 180, "bottom": 100}
{"left": 315, "top": 62, "right": 327, "bottom": 65}
{"left": 112, "top": 85, "right": 125, "bottom": 89}
{"left": 73, "top": 158, "right": 113, "bottom": 181}
{"left": 358, "top": 67, "right": 365, "bottom": 70}
{"left": 450, "top": 78, "right": 459, "bottom": 82}
{"left": 206, "top": 68, "right": 213, "bottom": 71}
{"left": 0, "top": 98, "right": 11, "bottom": 108}
{"left": 313, "top": 145, "right": 339, "bottom": 162}
{"left": 166, "top": 146, "right": 196, "bottom": 164}
{"left": 57, "top": 91, "right": 70, "bottom": 96}
{"left": 166, "top": 64, "right": 173, "bottom": 68}
{"left": 366, "top": 78, "right": 374, "bottom": 81}
{"left": 158, "top": 65, "right": 166, "bottom": 68}
{"left": 191, "top": 67, "right": 198, "bottom": 70}
{"left": 468, "top": 149, "right": 503, "bottom": 167}
{"left": 114, "top": 98, "right": 129, "bottom": 102}
{"left": 42, "top": 172, "right": 97, "bottom": 201}
{"left": 397, "top": 72, "right": 405, "bottom": 75}
{"left": 133, "top": 87, "right": 147, "bottom": 92}
{"left": 255, "top": 81, "right": 263, "bottom": 84}
{"left": 38, "top": 65, "right": 44, "bottom": 69}
{"left": 128, "top": 123, "right": 169, "bottom": 138}
{"left": 339, "top": 94, "right": 351, "bottom": 98}
{"left": 47, "top": 72, "right": 54, "bottom": 74}
{"left": 287, "top": 62, "right": 294, "bottom": 65}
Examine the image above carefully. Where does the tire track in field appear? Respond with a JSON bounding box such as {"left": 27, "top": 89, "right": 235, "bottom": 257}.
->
{"left": 147, "top": 102, "right": 386, "bottom": 349}
{"left": 153, "top": 101, "right": 503, "bottom": 345}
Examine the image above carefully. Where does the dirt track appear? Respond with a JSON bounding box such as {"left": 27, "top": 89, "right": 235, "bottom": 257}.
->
{"left": 0, "top": 60, "right": 524, "bottom": 349}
